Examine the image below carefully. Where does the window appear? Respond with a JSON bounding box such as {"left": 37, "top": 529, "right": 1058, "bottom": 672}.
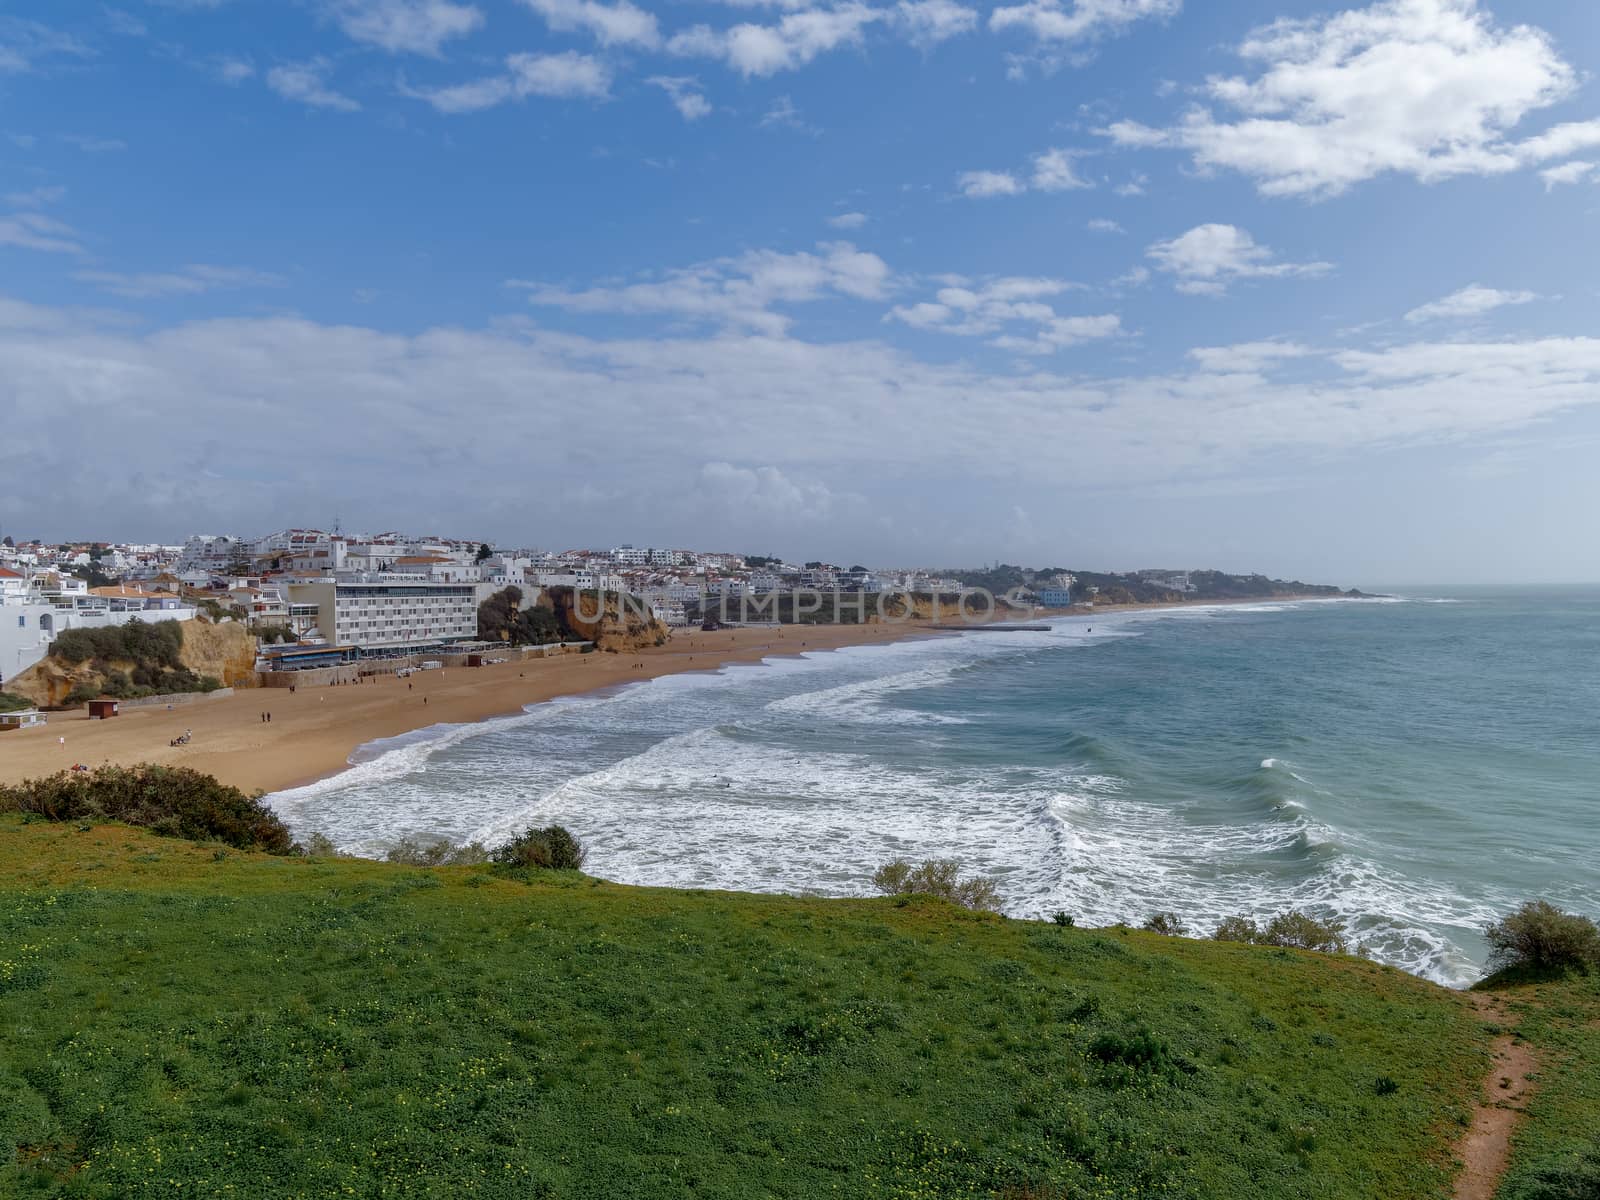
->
{"left": 16, "top": 615, "right": 24, "bottom": 628}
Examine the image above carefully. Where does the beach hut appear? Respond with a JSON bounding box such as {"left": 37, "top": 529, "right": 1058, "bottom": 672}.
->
{"left": 0, "top": 709, "right": 47, "bottom": 732}
{"left": 87, "top": 699, "right": 120, "bottom": 720}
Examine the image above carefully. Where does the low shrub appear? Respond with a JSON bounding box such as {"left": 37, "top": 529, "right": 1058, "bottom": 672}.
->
{"left": 1212, "top": 911, "right": 1347, "bottom": 954}
{"left": 0, "top": 691, "right": 32, "bottom": 713}
{"left": 1259, "top": 912, "right": 1347, "bottom": 953}
{"left": 1485, "top": 901, "right": 1600, "bottom": 974}
{"left": 386, "top": 836, "right": 491, "bottom": 867}
{"left": 871, "top": 858, "right": 1001, "bottom": 912}
{"left": 1213, "top": 916, "right": 1259, "bottom": 944}
{"left": 299, "top": 832, "right": 344, "bottom": 857}
{"left": 1142, "top": 912, "right": 1186, "bottom": 937}
{"left": 492, "top": 825, "right": 587, "bottom": 871}
{"left": 0, "top": 764, "right": 295, "bottom": 854}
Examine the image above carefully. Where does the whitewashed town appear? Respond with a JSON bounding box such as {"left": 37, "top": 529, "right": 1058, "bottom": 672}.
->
{"left": 1, "top": 527, "right": 1087, "bottom": 687}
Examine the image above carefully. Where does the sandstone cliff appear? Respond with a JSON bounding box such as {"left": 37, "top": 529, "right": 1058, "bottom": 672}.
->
{"left": 6, "top": 618, "right": 257, "bottom": 707}
{"left": 542, "top": 588, "right": 670, "bottom": 654}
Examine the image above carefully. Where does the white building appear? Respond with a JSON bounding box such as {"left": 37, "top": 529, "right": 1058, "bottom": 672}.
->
{"left": 284, "top": 576, "right": 479, "bottom": 651}
{"left": 0, "top": 567, "right": 198, "bottom": 683}
{"left": 530, "top": 570, "right": 625, "bottom": 593}
{"left": 177, "top": 534, "right": 247, "bottom": 573}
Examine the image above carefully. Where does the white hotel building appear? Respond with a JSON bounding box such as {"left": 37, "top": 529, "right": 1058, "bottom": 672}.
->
{"left": 284, "top": 577, "right": 478, "bottom": 651}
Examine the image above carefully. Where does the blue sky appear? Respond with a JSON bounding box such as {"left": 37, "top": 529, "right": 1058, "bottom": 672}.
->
{"left": 3, "top": 0, "right": 1599, "bottom": 583}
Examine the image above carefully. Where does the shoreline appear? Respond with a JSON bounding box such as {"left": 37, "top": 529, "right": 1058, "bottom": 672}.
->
{"left": 0, "top": 594, "right": 1349, "bottom": 796}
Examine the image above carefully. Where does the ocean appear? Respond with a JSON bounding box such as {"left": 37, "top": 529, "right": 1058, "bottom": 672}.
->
{"left": 266, "top": 588, "right": 1600, "bottom": 988}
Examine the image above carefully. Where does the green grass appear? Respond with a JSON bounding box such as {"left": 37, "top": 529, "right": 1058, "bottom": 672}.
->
{"left": 0, "top": 817, "right": 1494, "bottom": 1199}
{"left": 1487, "top": 972, "right": 1600, "bottom": 1200}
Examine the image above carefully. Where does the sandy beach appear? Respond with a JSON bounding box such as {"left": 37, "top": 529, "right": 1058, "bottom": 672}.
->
{"left": 0, "top": 622, "right": 942, "bottom": 794}
{"left": 0, "top": 597, "right": 1329, "bottom": 796}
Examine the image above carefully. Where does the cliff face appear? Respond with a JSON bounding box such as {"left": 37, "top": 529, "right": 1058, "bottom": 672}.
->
{"left": 176, "top": 619, "right": 258, "bottom": 687}
{"left": 6, "top": 658, "right": 79, "bottom": 709}
{"left": 542, "top": 589, "right": 670, "bottom": 654}
{"left": 6, "top": 618, "right": 257, "bottom": 707}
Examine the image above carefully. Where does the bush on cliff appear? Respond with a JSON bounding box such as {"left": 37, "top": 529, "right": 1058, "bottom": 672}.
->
{"left": 387, "top": 835, "right": 491, "bottom": 867}
{"left": 477, "top": 586, "right": 565, "bottom": 645}
{"left": 0, "top": 765, "right": 296, "bottom": 854}
{"left": 1213, "top": 911, "right": 1347, "bottom": 954}
{"left": 51, "top": 619, "right": 183, "bottom": 669}
{"left": 1142, "top": 912, "right": 1186, "bottom": 936}
{"left": 492, "top": 825, "right": 587, "bottom": 871}
{"left": 871, "top": 858, "right": 1001, "bottom": 912}
{"left": 1485, "top": 901, "right": 1600, "bottom": 974}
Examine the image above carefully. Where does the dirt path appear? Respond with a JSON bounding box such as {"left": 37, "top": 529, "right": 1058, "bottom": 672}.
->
{"left": 1453, "top": 992, "right": 1537, "bottom": 1200}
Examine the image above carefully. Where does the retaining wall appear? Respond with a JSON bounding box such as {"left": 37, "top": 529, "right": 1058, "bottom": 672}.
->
{"left": 118, "top": 687, "right": 236, "bottom": 709}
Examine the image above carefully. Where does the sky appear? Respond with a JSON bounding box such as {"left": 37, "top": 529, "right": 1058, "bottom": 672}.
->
{"left": 2, "top": 0, "right": 1599, "bottom": 584}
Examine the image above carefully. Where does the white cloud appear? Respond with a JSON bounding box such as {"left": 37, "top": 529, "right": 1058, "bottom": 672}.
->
{"left": 889, "top": 275, "right": 1119, "bottom": 353}
{"left": 4, "top": 185, "right": 65, "bottom": 208}
{"left": 1147, "top": 223, "right": 1332, "bottom": 295}
{"left": 508, "top": 53, "right": 611, "bottom": 98}
{"left": 520, "top": 0, "right": 661, "bottom": 49}
{"left": 1101, "top": 0, "right": 1600, "bottom": 198}
{"left": 72, "top": 264, "right": 286, "bottom": 300}
{"left": 13, "top": 294, "right": 1600, "bottom": 546}
{"left": 215, "top": 57, "right": 256, "bottom": 84}
{"left": 827, "top": 211, "right": 868, "bottom": 229}
{"left": 648, "top": 75, "right": 712, "bottom": 120}
{"left": 1404, "top": 283, "right": 1538, "bottom": 323}
{"left": 0, "top": 17, "right": 94, "bottom": 73}
{"left": 267, "top": 59, "right": 361, "bottom": 111}
{"left": 895, "top": 0, "right": 978, "bottom": 46}
{"left": 959, "top": 148, "right": 1093, "bottom": 196}
{"left": 329, "top": 0, "right": 484, "bottom": 55}
{"left": 759, "top": 96, "right": 816, "bottom": 133}
{"left": 989, "top": 0, "right": 1180, "bottom": 44}
{"left": 405, "top": 51, "right": 611, "bottom": 112}
{"left": 0, "top": 211, "right": 82, "bottom": 255}
{"left": 509, "top": 241, "right": 893, "bottom": 335}
{"left": 698, "top": 462, "right": 837, "bottom": 517}
{"left": 1189, "top": 341, "right": 1313, "bottom": 373}
{"left": 1086, "top": 217, "right": 1123, "bottom": 233}
{"left": 1030, "top": 147, "right": 1092, "bottom": 191}
{"left": 104, "top": 9, "right": 149, "bottom": 37}
{"left": 1539, "top": 160, "right": 1595, "bottom": 190}
{"left": 956, "top": 169, "right": 1022, "bottom": 197}
{"left": 669, "top": 5, "right": 879, "bottom": 76}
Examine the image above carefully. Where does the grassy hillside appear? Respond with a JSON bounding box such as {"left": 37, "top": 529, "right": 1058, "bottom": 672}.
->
{"left": 0, "top": 816, "right": 1534, "bottom": 1199}
{"left": 1488, "top": 973, "right": 1600, "bottom": 1199}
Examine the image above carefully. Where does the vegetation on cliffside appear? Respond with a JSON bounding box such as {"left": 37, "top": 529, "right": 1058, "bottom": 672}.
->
{"left": 23, "top": 619, "right": 223, "bottom": 705}
{"left": 3, "top": 771, "right": 1594, "bottom": 1199}
{"left": 479, "top": 585, "right": 669, "bottom": 652}
{"left": 0, "top": 812, "right": 1543, "bottom": 1200}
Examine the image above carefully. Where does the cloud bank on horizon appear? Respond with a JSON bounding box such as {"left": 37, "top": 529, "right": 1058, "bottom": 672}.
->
{"left": 2, "top": 0, "right": 1598, "bottom": 582}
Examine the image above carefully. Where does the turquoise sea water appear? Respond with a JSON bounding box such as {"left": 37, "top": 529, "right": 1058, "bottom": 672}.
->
{"left": 268, "top": 589, "right": 1600, "bottom": 987}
